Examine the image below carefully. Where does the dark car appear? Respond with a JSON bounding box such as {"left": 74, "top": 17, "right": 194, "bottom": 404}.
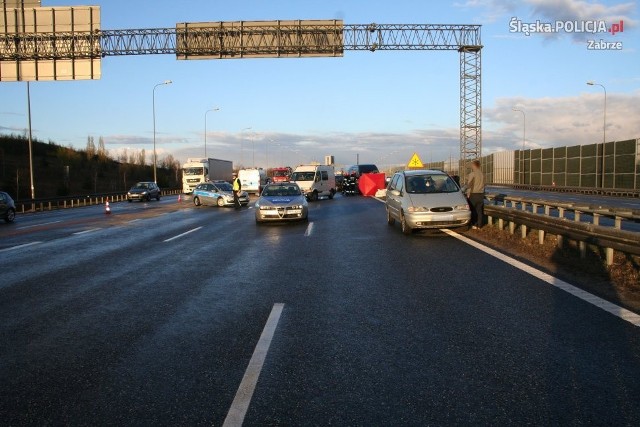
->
{"left": 0, "top": 191, "right": 16, "bottom": 223}
{"left": 346, "top": 164, "right": 379, "bottom": 177}
{"left": 127, "top": 182, "right": 161, "bottom": 202}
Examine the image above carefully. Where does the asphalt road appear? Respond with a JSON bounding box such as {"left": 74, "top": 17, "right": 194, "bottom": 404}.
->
{"left": 1, "top": 195, "right": 639, "bottom": 425}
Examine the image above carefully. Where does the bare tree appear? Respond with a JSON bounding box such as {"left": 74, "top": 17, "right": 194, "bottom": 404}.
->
{"left": 85, "top": 136, "right": 96, "bottom": 160}
{"left": 97, "top": 136, "right": 108, "bottom": 163}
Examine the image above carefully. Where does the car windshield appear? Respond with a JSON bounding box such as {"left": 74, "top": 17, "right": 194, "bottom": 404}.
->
{"left": 290, "top": 172, "right": 315, "bottom": 181}
{"left": 184, "top": 167, "right": 204, "bottom": 176}
{"left": 405, "top": 174, "right": 459, "bottom": 194}
{"left": 262, "top": 186, "right": 301, "bottom": 197}
{"left": 273, "top": 170, "right": 289, "bottom": 177}
{"left": 215, "top": 182, "right": 233, "bottom": 192}
{"left": 133, "top": 183, "right": 149, "bottom": 189}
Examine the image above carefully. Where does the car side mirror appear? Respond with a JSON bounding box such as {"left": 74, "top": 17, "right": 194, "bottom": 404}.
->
{"left": 390, "top": 189, "right": 401, "bottom": 197}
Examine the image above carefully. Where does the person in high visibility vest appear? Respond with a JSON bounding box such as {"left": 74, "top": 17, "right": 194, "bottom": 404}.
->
{"left": 232, "top": 172, "right": 242, "bottom": 210}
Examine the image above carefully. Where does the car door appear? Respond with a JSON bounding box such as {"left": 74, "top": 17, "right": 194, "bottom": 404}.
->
{"left": 320, "top": 170, "right": 329, "bottom": 195}
{"left": 386, "top": 174, "right": 402, "bottom": 219}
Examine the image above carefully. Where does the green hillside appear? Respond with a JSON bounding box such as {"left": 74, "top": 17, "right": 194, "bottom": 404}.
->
{"left": 0, "top": 134, "right": 180, "bottom": 200}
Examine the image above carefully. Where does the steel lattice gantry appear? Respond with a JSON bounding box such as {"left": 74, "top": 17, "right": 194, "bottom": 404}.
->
{"left": 0, "top": 23, "right": 482, "bottom": 162}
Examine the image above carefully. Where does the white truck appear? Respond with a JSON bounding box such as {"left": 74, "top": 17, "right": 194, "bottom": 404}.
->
{"left": 290, "top": 165, "right": 336, "bottom": 201}
{"left": 238, "top": 168, "right": 268, "bottom": 196}
{"left": 182, "top": 158, "right": 233, "bottom": 194}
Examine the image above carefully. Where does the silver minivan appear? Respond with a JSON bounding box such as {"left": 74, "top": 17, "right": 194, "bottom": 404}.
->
{"left": 386, "top": 170, "right": 471, "bottom": 235}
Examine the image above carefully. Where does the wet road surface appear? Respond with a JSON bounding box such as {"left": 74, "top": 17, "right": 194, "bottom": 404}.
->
{"left": 1, "top": 195, "right": 639, "bottom": 425}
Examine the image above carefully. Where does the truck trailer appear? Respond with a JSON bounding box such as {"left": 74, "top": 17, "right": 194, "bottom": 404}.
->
{"left": 182, "top": 158, "right": 233, "bottom": 193}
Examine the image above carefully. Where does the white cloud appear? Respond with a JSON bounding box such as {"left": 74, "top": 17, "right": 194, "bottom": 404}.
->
{"left": 486, "top": 90, "right": 640, "bottom": 148}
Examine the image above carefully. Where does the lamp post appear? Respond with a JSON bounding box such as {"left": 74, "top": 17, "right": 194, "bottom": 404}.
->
{"left": 587, "top": 81, "right": 607, "bottom": 188}
{"left": 204, "top": 107, "right": 220, "bottom": 158}
{"left": 152, "top": 80, "right": 172, "bottom": 183}
{"left": 512, "top": 107, "right": 526, "bottom": 184}
{"left": 26, "top": 82, "right": 35, "bottom": 200}
{"left": 240, "top": 127, "right": 252, "bottom": 167}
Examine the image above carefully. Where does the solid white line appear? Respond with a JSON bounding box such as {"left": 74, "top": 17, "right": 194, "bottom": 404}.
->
{"left": 17, "top": 220, "right": 62, "bottom": 230}
{"left": 72, "top": 228, "right": 101, "bottom": 235}
{"left": 163, "top": 226, "right": 203, "bottom": 242}
{"left": 223, "top": 303, "right": 285, "bottom": 427}
{"left": 0, "top": 241, "right": 42, "bottom": 253}
{"left": 442, "top": 229, "right": 640, "bottom": 327}
{"left": 304, "top": 221, "right": 314, "bottom": 237}
{"left": 127, "top": 219, "right": 141, "bottom": 224}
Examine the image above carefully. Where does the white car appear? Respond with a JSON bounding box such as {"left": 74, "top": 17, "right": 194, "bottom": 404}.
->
{"left": 255, "top": 182, "right": 309, "bottom": 223}
{"left": 386, "top": 170, "right": 471, "bottom": 235}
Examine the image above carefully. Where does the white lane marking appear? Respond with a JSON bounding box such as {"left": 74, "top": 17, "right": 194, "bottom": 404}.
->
{"left": 442, "top": 229, "right": 640, "bottom": 327}
{"left": 127, "top": 219, "right": 141, "bottom": 224}
{"left": 304, "top": 221, "right": 314, "bottom": 237}
{"left": 16, "top": 220, "right": 62, "bottom": 230}
{"left": 72, "top": 228, "right": 101, "bottom": 235}
{"left": 163, "top": 226, "right": 203, "bottom": 242}
{"left": 223, "top": 303, "right": 285, "bottom": 427}
{"left": 0, "top": 241, "right": 42, "bottom": 253}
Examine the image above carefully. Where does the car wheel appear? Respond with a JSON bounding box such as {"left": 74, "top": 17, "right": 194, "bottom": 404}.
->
{"left": 328, "top": 189, "right": 335, "bottom": 200}
{"left": 401, "top": 212, "right": 412, "bottom": 235}
{"left": 311, "top": 191, "right": 319, "bottom": 202}
{"left": 387, "top": 208, "right": 395, "bottom": 226}
{"left": 128, "top": 199, "right": 132, "bottom": 203}
{"left": 217, "top": 197, "right": 226, "bottom": 207}
{"left": 156, "top": 195, "right": 161, "bottom": 201}
{"left": 5, "top": 209, "right": 15, "bottom": 223}
{"left": 193, "top": 196, "right": 201, "bottom": 206}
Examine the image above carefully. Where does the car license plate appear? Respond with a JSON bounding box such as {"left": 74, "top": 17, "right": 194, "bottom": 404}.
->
{"left": 440, "top": 214, "right": 454, "bottom": 221}
{"left": 263, "top": 209, "right": 279, "bottom": 215}
{"left": 288, "top": 209, "right": 302, "bottom": 214}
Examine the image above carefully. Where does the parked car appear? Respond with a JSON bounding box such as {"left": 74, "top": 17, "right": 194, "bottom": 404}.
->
{"left": 255, "top": 182, "right": 308, "bottom": 223}
{"left": 127, "top": 182, "right": 161, "bottom": 202}
{"left": 385, "top": 169, "right": 471, "bottom": 235}
{"left": 346, "top": 163, "right": 379, "bottom": 178}
{"left": 0, "top": 191, "right": 16, "bottom": 223}
{"left": 343, "top": 164, "right": 379, "bottom": 195}
{"left": 193, "top": 181, "right": 249, "bottom": 207}
{"left": 290, "top": 165, "right": 336, "bottom": 201}
{"left": 239, "top": 168, "right": 269, "bottom": 195}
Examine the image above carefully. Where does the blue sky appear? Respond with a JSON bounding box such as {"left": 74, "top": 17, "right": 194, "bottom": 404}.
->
{"left": 1, "top": 0, "right": 638, "bottom": 170}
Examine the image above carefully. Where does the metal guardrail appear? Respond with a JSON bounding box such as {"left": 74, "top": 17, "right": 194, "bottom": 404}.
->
{"left": 14, "top": 189, "right": 182, "bottom": 214}
{"left": 488, "top": 183, "right": 640, "bottom": 198}
{"left": 484, "top": 193, "right": 640, "bottom": 266}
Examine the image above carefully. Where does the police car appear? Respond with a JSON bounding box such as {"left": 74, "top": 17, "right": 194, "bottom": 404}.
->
{"left": 192, "top": 181, "right": 249, "bottom": 207}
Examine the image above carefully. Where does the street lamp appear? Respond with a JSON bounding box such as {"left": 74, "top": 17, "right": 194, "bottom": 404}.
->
{"left": 241, "top": 127, "right": 252, "bottom": 167}
{"left": 587, "top": 81, "right": 607, "bottom": 187}
{"left": 26, "top": 82, "right": 35, "bottom": 200}
{"left": 204, "top": 107, "right": 220, "bottom": 158}
{"left": 512, "top": 107, "right": 526, "bottom": 184}
{"left": 152, "top": 80, "right": 172, "bottom": 183}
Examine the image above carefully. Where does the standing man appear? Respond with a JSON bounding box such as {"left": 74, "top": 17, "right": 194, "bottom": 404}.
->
{"left": 465, "top": 160, "right": 485, "bottom": 229}
{"left": 232, "top": 172, "right": 242, "bottom": 210}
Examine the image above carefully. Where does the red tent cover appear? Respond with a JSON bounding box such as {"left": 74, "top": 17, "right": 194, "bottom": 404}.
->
{"left": 358, "top": 173, "right": 386, "bottom": 196}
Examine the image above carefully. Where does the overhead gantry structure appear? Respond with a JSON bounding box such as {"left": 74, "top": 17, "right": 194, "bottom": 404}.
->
{"left": 0, "top": 20, "right": 482, "bottom": 164}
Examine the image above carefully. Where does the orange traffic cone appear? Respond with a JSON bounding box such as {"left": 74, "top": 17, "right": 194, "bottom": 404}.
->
{"left": 178, "top": 194, "right": 182, "bottom": 203}
{"left": 105, "top": 199, "right": 111, "bottom": 214}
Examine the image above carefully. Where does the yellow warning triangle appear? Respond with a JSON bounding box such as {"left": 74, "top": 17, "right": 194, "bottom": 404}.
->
{"left": 407, "top": 152, "right": 424, "bottom": 169}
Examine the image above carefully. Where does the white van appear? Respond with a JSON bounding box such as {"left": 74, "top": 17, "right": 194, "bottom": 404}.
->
{"left": 290, "top": 165, "right": 336, "bottom": 201}
{"left": 238, "top": 168, "right": 268, "bottom": 195}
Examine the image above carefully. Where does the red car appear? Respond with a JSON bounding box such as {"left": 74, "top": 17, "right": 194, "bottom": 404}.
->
{"left": 271, "top": 167, "right": 292, "bottom": 183}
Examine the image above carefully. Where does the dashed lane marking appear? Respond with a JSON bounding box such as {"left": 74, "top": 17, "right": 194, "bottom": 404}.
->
{"left": 223, "top": 303, "right": 285, "bottom": 427}
{"left": 163, "top": 226, "right": 203, "bottom": 242}
{"left": 443, "top": 229, "right": 640, "bottom": 327}
{"left": 16, "top": 220, "right": 62, "bottom": 230}
{"left": 304, "top": 221, "right": 314, "bottom": 237}
{"left": 0, "top": 241, "right": 42, "bottom": 253}
{"left": 72, "top": 228, "right": 102, "bottom": 235}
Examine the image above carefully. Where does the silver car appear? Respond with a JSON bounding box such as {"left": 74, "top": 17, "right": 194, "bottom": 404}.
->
{"left": 255, "top": 182, "right": 309, "bottom": 223}
{"left": 385, "top": 170, "right": 471, "bottom": 235}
